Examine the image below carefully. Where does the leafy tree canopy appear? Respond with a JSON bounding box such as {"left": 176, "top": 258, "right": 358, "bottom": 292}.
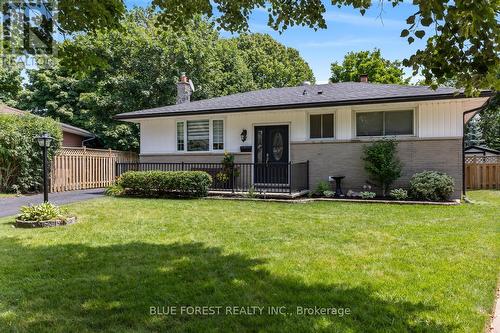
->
{"left": 53, "top": 0, "right": 493, "bottom": 95}
{"left": 330, "top": 49, "right": 408, "bottom": 84}
{"left": 18, "top": 9, "right": 314, "bottom": 151}
{"left": 478, "top": 94, "right": 500, "bottom": 151}
{"left": 151, "top": 0, "right": 499, "bottom": 95}
{"left": 0, "top": 65, "right": 23, "bottom": 106}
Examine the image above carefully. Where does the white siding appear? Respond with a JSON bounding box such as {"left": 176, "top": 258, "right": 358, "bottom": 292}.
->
{"left": 140, "top": 118, "right": 176, "bottom": 154}
{"left": 137, "top": 97, "right": 489, "bottom": 154}
{"left": 418, "top": 98, "right": 486, "bottom": 137}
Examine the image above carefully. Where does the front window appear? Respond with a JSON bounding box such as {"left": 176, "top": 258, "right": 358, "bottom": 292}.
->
{"left": 356, "top": 110, "right": 414, "bottom": 137}
{"left": 187, "top": 120, "right": 209, "bottom": 151}
{"left": 176, "top": 122, "right": 184, "bottom": 151}
{"left": 310, "top": 113, "right": 334, "bottom": 139}
{"left": 212, "top": 120, "right": 224, "bottom": 150}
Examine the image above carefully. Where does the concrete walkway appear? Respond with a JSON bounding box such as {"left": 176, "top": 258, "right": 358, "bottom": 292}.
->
{"left": 0, "top": 188, "right": 105, "bottom": 218}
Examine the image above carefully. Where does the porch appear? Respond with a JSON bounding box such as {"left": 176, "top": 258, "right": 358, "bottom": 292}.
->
{"left": 115, "top": 161, "right": 310, "bottom": 196}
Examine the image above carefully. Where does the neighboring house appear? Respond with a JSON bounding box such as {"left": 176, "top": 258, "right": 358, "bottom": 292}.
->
{"left": 0, "top": 104, "right": 95, "bottom": 147}
{"left": 115, "top": 74, "right": 493, "bottom": 198}
{"left": 464, "top": 145, "right": 500, "bottom": 157}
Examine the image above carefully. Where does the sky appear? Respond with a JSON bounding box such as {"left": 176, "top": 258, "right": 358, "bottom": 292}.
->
{"left": 126, "top": 1, "right": 427, "bottom": 83}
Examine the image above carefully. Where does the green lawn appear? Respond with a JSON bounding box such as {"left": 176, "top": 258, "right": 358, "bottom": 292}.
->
{"left": 0, "top": 193, "right": 18, "bottom": 198}
{"left": 0, "top": 191, "right": 498, "bottom": 333}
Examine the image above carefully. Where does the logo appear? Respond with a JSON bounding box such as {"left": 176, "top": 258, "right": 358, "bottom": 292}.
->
{"left": 1, "top": 0, "right": 57, "bottom": 68}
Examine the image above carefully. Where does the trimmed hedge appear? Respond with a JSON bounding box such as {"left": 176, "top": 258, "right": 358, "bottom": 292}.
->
{"left": 117, "top": 171, "right": 212, "bottom": 198}
{"left": 409, "top": 171, "right": 455, "bottom": 201}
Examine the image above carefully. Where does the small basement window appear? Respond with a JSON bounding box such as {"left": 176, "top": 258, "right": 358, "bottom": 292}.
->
{"left": 356, "top": 110, "right": 414, "bottom": 137}
{"left": 310, "top": 113, "right": 334, "bottom": 139}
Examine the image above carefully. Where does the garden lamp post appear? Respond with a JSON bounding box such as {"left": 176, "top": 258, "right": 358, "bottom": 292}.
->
{"left": 36, "top": 133, "right": 53, "bottom": 202}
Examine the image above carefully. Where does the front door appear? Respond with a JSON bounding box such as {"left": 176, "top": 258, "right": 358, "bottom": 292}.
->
{"left": 254, "top": 125, "right": 289, "bottom": 184}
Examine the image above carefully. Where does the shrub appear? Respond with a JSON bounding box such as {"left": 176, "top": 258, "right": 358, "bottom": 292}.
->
{"left": 360, "top": 191, "right": 376, "bottom": 199}
{"left": 409, "top": 171, "right": 455, "bottom": 201}
{"left": 0, "top": 114, "right": 62, "bottom": 193}
{"left": 17, "top": 202, "right": 66, "bottom": 222}
{"left": 118, "top": 171, "right": 212, "bottom": 198}
{"left": 362, "top": 139, "right": 402, "bottom": 197}
{"left": 323, "top": 190, "right": 335, "bottom": 198}
{"left": 105, "top": 184, "right": 124, "bottom": 196}
{"left": 314, "top": 181, "right": 331, "bottom": 196}
{"left": 389, "top": 188, "right": 408, "bottom": 200}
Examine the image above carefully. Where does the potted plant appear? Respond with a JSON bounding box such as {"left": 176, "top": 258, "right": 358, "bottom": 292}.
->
{"left": 215, "top": 152, "right": 240, "bottom": 189}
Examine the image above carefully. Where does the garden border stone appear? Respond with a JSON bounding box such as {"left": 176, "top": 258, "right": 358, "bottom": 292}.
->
{"left": 15, "top": 216, "right": 77, "bottom": 228}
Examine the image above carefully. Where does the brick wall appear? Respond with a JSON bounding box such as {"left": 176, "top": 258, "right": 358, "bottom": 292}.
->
{"left": 291, "top": 138, "right": 462, "bottom": 198}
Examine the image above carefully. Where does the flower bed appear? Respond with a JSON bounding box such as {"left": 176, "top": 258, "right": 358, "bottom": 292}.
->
{"left": 15, "top": 202, "right": 76, "bottom": 228}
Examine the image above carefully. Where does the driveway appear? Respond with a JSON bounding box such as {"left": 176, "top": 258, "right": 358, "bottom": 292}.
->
{"left": 0, "top": 188, "right": 105, "bottom": 218}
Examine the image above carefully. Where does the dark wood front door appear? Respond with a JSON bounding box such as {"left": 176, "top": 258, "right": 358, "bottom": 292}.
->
{"left": 254, "top": 125, "right": 289, "bottom": 184}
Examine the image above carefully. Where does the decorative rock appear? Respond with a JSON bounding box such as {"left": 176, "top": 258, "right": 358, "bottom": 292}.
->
{"left": 15, "top": 216, "right": 77, "bottom": 228}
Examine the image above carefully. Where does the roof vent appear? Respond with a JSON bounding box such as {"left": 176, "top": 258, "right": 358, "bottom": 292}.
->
{"left": 302, "top": 89, "right": 308, "bottom": 96}
{"left": 317, "top": 91, "right": 323, "bottom": 95}
{"left": 301, "top": 81, "right": 311, "bottom": 86}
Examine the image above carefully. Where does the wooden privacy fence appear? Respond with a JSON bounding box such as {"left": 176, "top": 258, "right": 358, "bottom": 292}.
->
{"left": 50, "top": 147, "right": 138, "bottom": 192}
{"left": 465, "top": 156, "right": 500, "bottom": 190}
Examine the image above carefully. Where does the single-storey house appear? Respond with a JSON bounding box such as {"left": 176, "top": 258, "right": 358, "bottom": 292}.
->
{"left": 115, "top": 74, "right": 493, "bottom": 198}
{"left": 0, "top": 104, "right": 95, "bottom": 147}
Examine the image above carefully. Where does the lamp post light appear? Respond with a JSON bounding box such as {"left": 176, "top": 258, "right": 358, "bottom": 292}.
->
{"left": 36, "top": 133, "right": 53, "bottom": 202}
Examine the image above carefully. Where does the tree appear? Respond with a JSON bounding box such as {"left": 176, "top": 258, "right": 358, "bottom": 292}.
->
{"left": 478, "top": 94, "right": 500, "bottom": 150}
{"left": 464, "top": 116, "right": 484, "bottom": 147}
{"left": 19, "top": 9, "right": 314, "bottom": 151}
{"left": 362, "top": 139, "right": 402, "bottom": 197}
{"left": 5, "top": 1, "right": 498, "bottom": 94}
{"left": 330, "top": 49, "right": 408, "bottom": 84}
{"left": 0, "top": 65, "right": 23, "bottom": 106}
{"left": 235, "top": 34, "right": 314, "bottom": 88}
{"left": 150, "top": 0, "right": 499, "bottom": 95}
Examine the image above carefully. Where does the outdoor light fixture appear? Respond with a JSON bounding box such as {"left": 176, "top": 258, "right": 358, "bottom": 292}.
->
{"left": 240, "top": 129, "right": 247, "bottom": 142}
{"left": 36, "top": 132, "right": 53, "bottom": 202}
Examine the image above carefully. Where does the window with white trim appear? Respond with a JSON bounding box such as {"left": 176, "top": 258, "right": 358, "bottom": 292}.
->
{"left": 356, "top": 110, "right": 414, "bottom": 137}
{"left": 176, "top": 119, "right": 224, "bottom": 152}
{"left": 176, "top": 121, "right": 184, "bottom": 151}
{"left": 212, "top": 119, "right": 224, "bottom": 150}
{"left": 310, "top": 113, "right": 334, "bottom": 139}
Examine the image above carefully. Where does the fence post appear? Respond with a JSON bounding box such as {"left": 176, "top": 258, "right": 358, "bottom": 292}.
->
{"left": 306, "top": 160, "right": 310, "bottom": 190}
{"left": 182, "top": 161, "right": 185, "bottom": 171}
{"left": 289, "top": 162, "right": 292, "bottom": 194}
{"left": 231, "top": 164, "right": 235, "bottom": 193}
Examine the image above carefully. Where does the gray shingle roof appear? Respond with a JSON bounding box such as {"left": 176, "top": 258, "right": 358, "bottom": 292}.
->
{"left": 115, "top": 82, "right": 489, "bottom": 120}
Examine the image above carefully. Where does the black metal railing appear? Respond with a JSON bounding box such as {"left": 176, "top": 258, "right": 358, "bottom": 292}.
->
{"left": 115, "top": 161, "right": 309, "bottom": 193}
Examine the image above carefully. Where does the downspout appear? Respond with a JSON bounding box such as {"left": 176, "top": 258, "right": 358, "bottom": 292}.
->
{"left": 462, "top": 98, "right": 493, "bottom": 198}
{"left": 81, "top": 136, "right": 96, "bottom": 147}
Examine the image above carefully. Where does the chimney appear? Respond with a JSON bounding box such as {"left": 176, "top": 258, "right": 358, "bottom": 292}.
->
{"left": 359, "top": 74, "right": 368, "bottom": 83}
{"left": 176, "top": 72, "right": 194, "bottom": 104}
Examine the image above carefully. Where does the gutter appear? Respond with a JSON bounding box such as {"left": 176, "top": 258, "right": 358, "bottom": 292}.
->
{"left": 114, "top": 91, "right": 495, "bottom": 120}
{"left": 462, "top": 95, "right": 495, "bottom": 197}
